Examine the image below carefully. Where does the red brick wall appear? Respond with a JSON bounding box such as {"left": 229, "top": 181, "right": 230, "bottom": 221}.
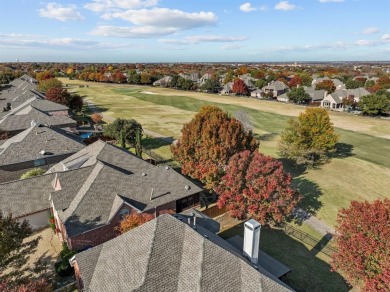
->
{"left": 73, "top": 261, "right": 84, "bottom": 291}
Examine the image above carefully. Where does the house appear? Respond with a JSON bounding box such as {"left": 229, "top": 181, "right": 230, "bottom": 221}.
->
{"left": 303, "top": 86, "right": 326, "bottom": 103}
{"left": 179, "top": 73, "right": 200, "bottom": 83}
{"left": 239, "top": 74, "right": 257, "bottom": 91}
{"left": 261, "top": 81, "right": 288, "bottom": 98}
{"left": 0, "top": 124, "right": 85, "bottom": 183}
{"left": 220, "top": 82, "right": 233, "bottom": 94}
{"left": 48, "top": 141, "right": 203, "bottom": 250}
{"left": 321, "top": 93, "right": 343, "bottom": 110}
{"left": 251, "top": 89, "right": 263, "bottom": 98}
{"left": 311, "top": 77, "right": 345, "bottom": 90}
{"left": 198, "top": 73, "right": 213, "bottom": 87}
{"left": 153, "top": 76, "right": 172, "bottom": 87}
{"left": 71, "top": 214, "right": 293, "bottom": 291}
{"left": 276, "top": 92, "right": 289, "bottom": 102}
{"left": 0, "top": 106, "right": 76, "bottom": 136}
{"left": 321, "top": 88, "right": 370, "bottom": 110}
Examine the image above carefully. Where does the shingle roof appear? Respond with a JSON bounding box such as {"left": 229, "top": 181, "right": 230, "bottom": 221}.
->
{"left": 49, "top": 141, "right": 203, "bottom": 237}
{"left": 262, "top": 81, "right": 288, "bottom": 91}
{"left": 75, "top": 214, "right": 292, "bottom": 292}
{"left": 0, "top": 106, "right": 76, "bottom": 132}
{"left": 0, "top": 124, "right": 85, "bottom": 166}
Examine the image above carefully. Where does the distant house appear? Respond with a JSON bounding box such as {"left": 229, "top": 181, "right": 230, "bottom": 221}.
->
{"left": 303, "top": 86, "right": 326, "bottom": 103}
{"left": 321, "top": 88, "right": 370, "bottom": 110}
{"left": 153, "top": 76, "right": 172, "bottom": 87}
{"left": 220, "top": 82, "right": 233, "bottom": 95}
{"left": 0, "top": 124, "right": 85, "bottom": 183}
{"left": 179, "top": 73, "right": 200, "bottom": 83}
{"left": 198, "top": 73, "right": 213, "bottom": 87}
{"left": 276, "top": 93, "right": 289, "bottom": 103}
{"left": 250, "top": 89, "right": 262, "bottom": 98}
{"left": 312, "top": 77, "right": 345, "bottom": 90}
{"left": 71, "top": 214, "right": 293, "bottom": 291}
{"left": 261, "top": 81, "right": 288, "bottom": 98}
{"left": 321, "top": 93, "right": 343, "bottom": 110}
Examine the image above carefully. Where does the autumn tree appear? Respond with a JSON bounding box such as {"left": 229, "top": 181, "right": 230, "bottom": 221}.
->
{"left": 315, "top": 79, "right": 336, "bottom": 93}
{"left": 331, "top": 199, "right": 390, "bottom": 292}
{"left": 279, "top": 108, "right": 339, "bottom": 166}
{"left": 45, "top": 87, "right": 70, "bottom": 105}
{"left": 288, "top": 75, "right": 303, "bottom": 88}
{"left": 0, "top": 212, "right": 40, "bottom": 282}
{"left": 216, "top": 150, "right": 300, "bottom": 225}
{"left": 37, "top": 78, "right": 62, "bottom": 93}
{"left": 103, "top": 118, "right": 143, "bottom": 149}
{"left": 35, "top": 71, "right": 54, "bottom": 81}
{"left": 68, "top": 93, "right": 83, "bottom": 112}
{"left": 118, "top": 213, "right": 154, "bottom": 234}
{"left": 342, "top": 95, "right": 357, "bottom": 109}
{"left": 140, "top": 72, "right": 152, "bottom": 84}
{"left": 287, "top": 87, "right": 311, "bottom": 104}
{"left": 232, "top": 78, "right": 249, "bottom": 96}
{"left": 171, "top": 106, "right": 259, "bottom": 189}
{"left": 91, "top": 112, "right": 103, "bottom": 124}
{"left": 0, "top": 278, "right": 51, "bottom": 292}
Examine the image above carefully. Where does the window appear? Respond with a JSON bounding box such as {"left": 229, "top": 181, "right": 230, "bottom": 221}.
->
{"left": 34, "top": 158, "right": 46, "bottom": 167}
{"left": 119, "top": 208, "right": 130, "bottom": 219}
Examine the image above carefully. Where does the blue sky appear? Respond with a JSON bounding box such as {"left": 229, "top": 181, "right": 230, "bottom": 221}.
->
{"left": 0, "top": 0, "right": 389, "bottom": 62}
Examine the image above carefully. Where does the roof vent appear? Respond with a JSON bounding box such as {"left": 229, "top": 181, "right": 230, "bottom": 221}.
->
{"left": 185, "top": 185, "right": 190, "bottom": 190}
{"left": 142, "top": 172, "right": 146, "bottom": 176}
{"left": 40, "top": 150, "right": 46, "bottom": 155}
{"left": 165, "top": 166, "right": 170, "bottom": 170}
{"left": 203, "top": 234, "right": 209, "bottom": 239}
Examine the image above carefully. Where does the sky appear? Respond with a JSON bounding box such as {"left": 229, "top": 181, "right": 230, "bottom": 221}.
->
{"left": 0, "top": 0, "right": 389, "bottom": 62}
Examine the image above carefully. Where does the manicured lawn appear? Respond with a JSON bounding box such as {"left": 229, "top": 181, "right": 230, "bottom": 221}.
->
{"left": 62, "top": 79, "right": 390, "bottom": 227}
{"left": 217, "top": 215, "right": 349, "bottom": 292}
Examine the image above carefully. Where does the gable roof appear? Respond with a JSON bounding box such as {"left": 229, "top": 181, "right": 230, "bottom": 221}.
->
{"left": 0, "top": 124, "right": 85, "bottom": 166}
{"left": 75, "top": 214, "right": 292, "bottom": 292}
{"left": 0, "top": 106, "right": 76, "bottom": 132}
{"left": 262, "top": 81, "right": 288, "bottom": 91}
{"left": 49, "top": 141, "right": 203, "bottom": 237}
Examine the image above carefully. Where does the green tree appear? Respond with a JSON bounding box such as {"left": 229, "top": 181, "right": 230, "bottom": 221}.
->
{"left": 201, "top": 78, "right": 220, "bottom": 93}
{"left": 171, "top": 106, "right": 259, "bottom": 190}
{"left": 345, "top": 79, "right": 363, "bottom": 89}
{"left": 358, "top": 94, "right": 390, "bottom": 116}
{"left": 287, "top": 87, "right": 311, "bottom": 104}
{"left": 255, "top": 79, "right": 267, "bottom": 89}
{"left": 279, "top": 108, "right": 339, "bottom": 166}
{"left": 0, "top": 212, "right": 40, "bottom": 281}
{"left": 104, "top": 118, "right": 143, "bottom": 149}
{"left": 20, "top": 168, "right": 45, "bottom": 179}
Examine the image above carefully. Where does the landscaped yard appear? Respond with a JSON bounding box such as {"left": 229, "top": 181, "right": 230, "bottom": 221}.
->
{"left": 61, "top": 78, "right": 390, "bottom": 228}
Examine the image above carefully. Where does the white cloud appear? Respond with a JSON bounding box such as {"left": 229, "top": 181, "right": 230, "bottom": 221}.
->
{"left": 240, "top": 3, "right": 257, "bottom": 12}
{"left": 319, "top": 0, "right": 344, "bottom": 3}
{"left": 381, "top": 34, "right": 390, "bottom": 41}
{"left": 84, "top": 0, "right": 159, "bottom": 12}
{"left": 159, "top": 35, "right": 247, "bottom": 45}
{"left": 275, "top": 1, "right": 298, "bottom": 11}
{"left": 362, "top": 27, "right": 379, "bottom": 35}
{"left": 39, "top": 2, "right": 84, "bottom": 21}
{"left": 90, "top": 25, "right": 177, "bottom": 37}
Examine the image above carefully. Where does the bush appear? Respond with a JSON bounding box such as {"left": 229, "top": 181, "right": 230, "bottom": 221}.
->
{"left": 55, "top": 244, "right": 76, "bottom": 277}
{"left": 20, "top": 168, "right": 45, "bottom": 179}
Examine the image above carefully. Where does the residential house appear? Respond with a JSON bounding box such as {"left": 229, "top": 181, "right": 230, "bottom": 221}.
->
{"left": 153, "top": 76, "right": 172, "bottom": 87}
{"left": 71, "top": 214, "right": 293, "bottom": 291}
{"left": 179, "top": 73, "right": 200, "bottom": 83}
{"left": 220, "top": 82, "right": 233, "bottom": 95}
{"left": 321, "top": 93, "right": 343, "bottom": 110}
{"left": 311, "top": 77, "right": 345, "bottom": 90}
{"left": 250, "top": 89, "right": 263, "bottom": 98}
{"left": 321, "top": 88, "right": 370, "bottom": 110}
{"left": 261, "top": 81, "right": 288, "bottom": 98}
{"left": 198, "top": 73, "right": 213, "bottom": 87}
{"left": 239, "top": 74, "right": 257, "bottom": 91}
{"left": 303, "top": 86, "right": 327, "bottom": 104}
{"left": 0, "top": 124, "right": 85, "bottom": 183}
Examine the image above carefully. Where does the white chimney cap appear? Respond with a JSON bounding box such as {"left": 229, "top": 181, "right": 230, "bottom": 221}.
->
{"left": 245, "top": 219, "right": 261, "bottom": 229}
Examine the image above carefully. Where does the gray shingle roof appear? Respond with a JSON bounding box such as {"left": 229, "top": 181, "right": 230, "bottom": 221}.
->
{"left": 75, "top": 214, "right": 292, "bottom": 292}
{"left": 49, "top": 141, "right": 203, "bottom": 237}
{"left": 0, "top": 125, "right": 85, "bottom": 166}
{"left": 0, "top": 106, "right": 76, "bottom": 132}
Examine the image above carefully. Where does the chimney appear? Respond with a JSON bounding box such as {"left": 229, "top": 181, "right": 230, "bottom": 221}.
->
{"left": 243, "top": 219, "right": 261, "bottom": 265}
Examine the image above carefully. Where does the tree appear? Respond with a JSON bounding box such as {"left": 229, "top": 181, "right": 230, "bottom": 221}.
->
{"left": 232, "top": 78, "right": 249, "bottom": 96}
{"left": 216, "top": 150, "right": 301, "bottom": 225}
{"left": 68, "top": 93, "right": 83, "bottom": 112}
{"left": 37, "top": 78, "right": 62, "bottom": 93}
{"left": 200, "top": 78, "right": 220, "bottom": 93}
{"left": 342, "top": 95, "right": 357, "bottom": 109}
{"left": 91, "top": 112, "right": 103, "bottom": 124}
{"left": 288, "top": 75, "right": 303, "bottom": 88}
{"left": 171, "top": 106, "right": 259, "bottom": 190}
{"left": 358, "top": 94, "right": 390, "bottom": 116}
{"left": 331, "top": 199, "right": 390, "bottom": 292}
{"left": 287, "top": 87, "right": 311, "bottom": 104}
{"left": 103, "top": 118, "right": 143, "bottom": 149}
{"left": 20, "top": 168, "right": 45, "bottom": 179}
{"left": 0, "top": 278, "right": 51, "bottom": 292}
{"left": 0, "top": 212, "right": 40, "bottom": 281}
{"left": 315, "top": 79, "right": 336, "bottom": 93}
{"left": 0, "top": 129, "right": 9, "bottom": 140}
{"left": 255, "top": 79, "right": 267, "bottom": 89}
{"left": 279, "top": 108, "right": 339, "bottom": 166}
{"left": 118, "top": 213, "right": 154, "bottom": 234}
{"left": 140, "top": 72, "right": 152, "bottom": 84}
{"left": 45, "top": 87, "right": 71, "bottom": 105}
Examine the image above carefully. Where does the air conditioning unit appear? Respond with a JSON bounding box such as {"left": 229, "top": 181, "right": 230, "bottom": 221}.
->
{"left": 243, "top": 219, "right": 261, "bottom": 265}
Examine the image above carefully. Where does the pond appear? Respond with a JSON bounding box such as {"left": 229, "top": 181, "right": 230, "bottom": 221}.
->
{"left": 80, "top": 132, "right": 93, "bottom": 139}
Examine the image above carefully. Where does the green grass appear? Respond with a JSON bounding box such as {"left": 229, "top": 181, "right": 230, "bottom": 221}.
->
{"left": 219, "top": 221, "right": 349, "bottom": 292}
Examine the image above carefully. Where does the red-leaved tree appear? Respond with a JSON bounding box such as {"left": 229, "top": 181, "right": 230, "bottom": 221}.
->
{"left": 315, "top": 79, "right": 336, "bottom": 93}
{"left": 232, "top": 78, "right": 249, "bottom": 96}
{"left": 216, "top": 150, "right": 301, "bottom": 225}
{"left": 171, "top": 106, "right": 259, "bottom": 190}
{"left": 45, "top": 87, "right": 71, "bottom": 105}
{"left": 0, "top": 278, "right": 51, "bottom": 292}
{"left": 331, "top": 199, "right": 390, "bottom": 291}
{"left": 118, "top": 213, "right": 154, "bottom": 234}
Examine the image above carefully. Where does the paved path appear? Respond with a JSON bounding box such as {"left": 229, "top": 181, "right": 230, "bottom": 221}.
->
{"left": 293, "top": 207, "right": 335, "bottom": 236}
{"left": 86, "top": 100, "right": 176, "bottom": 143}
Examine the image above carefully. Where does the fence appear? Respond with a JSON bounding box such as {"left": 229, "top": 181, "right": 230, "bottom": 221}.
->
{"left": 284, "top": 224, "right": 338, "bottom": 257}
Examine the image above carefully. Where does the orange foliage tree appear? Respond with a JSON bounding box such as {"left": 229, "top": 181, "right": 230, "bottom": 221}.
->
{"left": 118, "top": 213, "right": 154, "bottom": 234}
{"left": 315, "top": 79, "right": 336, "bottom": 93}
{"left": 171, "top": 106, "right": 259, "bottom": 189}
{"left": 331, "top": 199, "right": 390, "bottom": 292}
{"left": 91, "top": 112, "right": 103, "bottom": 124}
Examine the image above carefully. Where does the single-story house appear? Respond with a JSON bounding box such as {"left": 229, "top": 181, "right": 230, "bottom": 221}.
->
{"left": 261, "top": 81, "right": 288, "bottom": 98}
{"left": 220, "top": 82, "right": 233, "bottom": 95}
{"left": 303, "top": 86, "right": 326, "bottom": 103}
{"left": 311, "top": 77, "right": 345, "bottom": 90}
{"left": 321, "top": 93, "right": 343, "bottom": 110}
{"left": 276, "top": 92, "right": 289, "bottom": 102}
{"left": 153, "top": 76, "right": 172, "bottom": 87}
{"left": 251, "top": 89, "right": 263, "bottom": 98}
{"left": 321, "top": 88, "right": 370, "bottom": 110}
{"left": 0, "top": 124, "right": 85, "bottom": 183}
{"left": 71, "top": 214, "right": 293, "bottom": 291}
